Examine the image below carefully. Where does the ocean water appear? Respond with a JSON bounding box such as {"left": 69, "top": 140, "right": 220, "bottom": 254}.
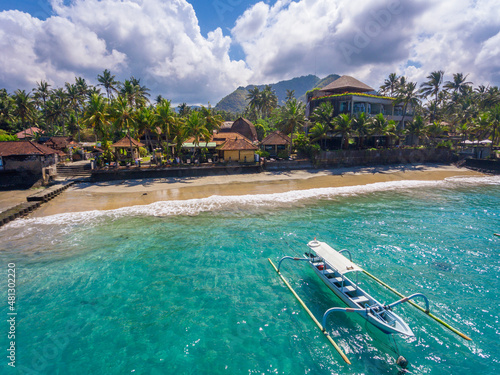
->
{"left": 1, "top": 176, "right": 499, "bottom": 375}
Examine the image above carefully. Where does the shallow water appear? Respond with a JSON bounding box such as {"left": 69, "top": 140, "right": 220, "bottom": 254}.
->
{"left": 1, "top": 176, "right": 499, "bottom": 374}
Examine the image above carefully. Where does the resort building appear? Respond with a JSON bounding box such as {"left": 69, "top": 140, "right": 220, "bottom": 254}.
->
{"left": 0, "top": 140, "right": 58, "bottom": 187}
{"left": 261, "top": 131, "right": 291, "bottom": 157}
{"left": 219, "top": 117, "right": 258, "bottom": 142}
{"left": 217, "top": 136, "right": 258, "bottom": 162}
{"left": 306, "top": 75, "right": 413, "bottom": 127}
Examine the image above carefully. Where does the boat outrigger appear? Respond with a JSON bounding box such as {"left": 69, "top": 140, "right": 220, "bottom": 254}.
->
{"left": 268, "top": 239, "right": 472, "bottom": 365}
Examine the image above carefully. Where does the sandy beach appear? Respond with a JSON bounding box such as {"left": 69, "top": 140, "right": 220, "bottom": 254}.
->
{"left": 25, "top": 164, "right": 484, "bottom": 217}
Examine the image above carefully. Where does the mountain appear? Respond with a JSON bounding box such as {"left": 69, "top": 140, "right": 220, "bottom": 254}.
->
{"left": 215, "top": 74, "right": 340, "bottom": 114}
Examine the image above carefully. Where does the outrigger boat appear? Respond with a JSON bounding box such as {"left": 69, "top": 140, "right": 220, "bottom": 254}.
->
{"left": 268, "top": 239, "right": 472, "bottom": 365}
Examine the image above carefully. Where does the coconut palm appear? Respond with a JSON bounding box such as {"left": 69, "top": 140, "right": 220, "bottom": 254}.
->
{"left": 177, "top": 103, "right": 191, "bottom": 117}
{"left": 12, "top": 89, "right": 35, "bottom": 132}
{"left": 97, "top": 69, "right": 119, "bottom": 100}
{"left": 200, "top": 105, "right": 224, "bottom": 134}
{"left": 332, "top": 113, "right": 353, "bottom": 149}
{"left": 420, "top": 70, "right": 445, "bottom": 122}
{"left": 309, "top": 122, "right": 329, "bottom": 149}
{"left": 380, "top": 73, "right": 400, "bottom": 97}
{"left": 397, "top": 81, "right": 421, "bottom": 128}
{"left": 310, "top": 102, "right": 335, "bottom": 130}
{"left": 278, "top": 98, "right": 306, "bottom": 153}
{"left": 246, "top": 86, "right": 262, "bottom": 119}
{"left": 425, "top": 121, "right": 448, "bottom": 146}
{"left": 111, "top": 96, "right": 137, "bottom": 160}
{"left": 135, "top": 107, "right": 155, "bottom": 151}
{"left": 82, "top": 93, "right": 110, "bottom": 141}
{"left": 444, "top": 73, "right": 472, "bottom": 96}
{"left": 65, "top": 83, "right": 84, "bottom": 140}
{"left": 155, "top": 99, "right": 177, "bottom": 156}
{"left": 260, "top": 85, "right": 278, "bottom": 119}
{"left": 406, "top": 115, "right": 426, "bottom": 146}
{"left": 184, "top": 111, "right": 210, "bottom": 159}
{"left": 351, "top": 112, "right": 370, "bottom": 148}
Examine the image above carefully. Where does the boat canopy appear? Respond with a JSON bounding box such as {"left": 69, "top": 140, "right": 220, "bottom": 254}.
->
{"left": 307, "top": 240, "right": 363, "bottom": 274}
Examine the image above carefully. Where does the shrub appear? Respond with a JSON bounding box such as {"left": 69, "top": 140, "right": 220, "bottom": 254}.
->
{"left": 277, "top": 150, "right": 289, "bottom": 159}
{"left": 139, "top": 147, "right": 148, "bottom": 157}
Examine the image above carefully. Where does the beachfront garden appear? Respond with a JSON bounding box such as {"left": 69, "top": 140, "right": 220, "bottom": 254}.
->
{"left": 0, "top": 70, "right": 499, "bottom": 166}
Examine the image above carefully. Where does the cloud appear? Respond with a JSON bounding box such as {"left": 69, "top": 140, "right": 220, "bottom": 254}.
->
{"left": 0, "top": 0, "right": 252, "bottom": 104}
{"left": 232, "top": 0, "right": 500, "bottom": 89}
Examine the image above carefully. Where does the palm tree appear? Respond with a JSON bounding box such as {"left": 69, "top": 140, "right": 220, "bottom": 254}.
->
{"left": 34, "top": 80, "right": 51, "bottom": 131}
{"left": 177, "top": 103, "right": 191, "bottom": 117}
{"left": 97, "top": 69, "right": 119, "bottom": 100}
{"left": 155, "top": 99, "right": 176, "bottom": 156}
{"left": 406, "top": 115, "right": 426, "bottom": 146}
{"left": 278, "top": 98, "right": 305, "bottom": 153}
{"left": 397, "top": 81, "right": 421, "bottom": 129}
{"left": 444, "top": 73, "right": 472, "bottom": 96}
{"left": 487, "top": 104, "right": 500, "bottom": 151}
{"left": 310, "top": 102, "right": 335, "bottom": 130}
{"left": 425, "top": 121, "right": 448, "bottom": 146}
{"left": 246, "top": 86, "right": 262, "bottom": 119}
{"left": 260, "top": 85, "right": 278, "bottom": 119}
{"left": 332, "top": 113, "right": 352, "bottom": 149}
{"left": 380, "top": 73, "right": 400, "bottom": 97}
{"left": 309, "top": 122, "right": 329, "bottom": 149}
{"left": 369, "top": 113, "right": 390, "bottom": 148}
{"left": 420, "top": 70, "right": 445, "bottom": 122}
{"left": 111, "top": 96, "right": 137, "bottom": 160}
{"left": 184, "top": 111, "right": 210, "bottom": 159}
{"left": 13, "top": 90, "right": 35, "bottom": 132}
{"left": 200, "top": 105, "right": 223, "bottom": 135}
{"left": 82, "top": 93, "right": 110, "bottom": 141}
{"left": 351, "top": 112, "right": 370, "bottom": 148}
{"left": 65, "top": 83, "right": 83, "bottom": 140}
{"left": 135, "top": 106, "right": 155, "bottom": 152}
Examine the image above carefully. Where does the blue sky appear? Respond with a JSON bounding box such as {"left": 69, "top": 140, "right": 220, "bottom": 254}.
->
{"left": 0, "top": 0, "right": 499, "bottom": 105}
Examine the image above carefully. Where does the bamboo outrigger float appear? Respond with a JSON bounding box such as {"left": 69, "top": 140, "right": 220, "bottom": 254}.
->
{"left": 269, "top": 239, "right": 472, "bottom": 365}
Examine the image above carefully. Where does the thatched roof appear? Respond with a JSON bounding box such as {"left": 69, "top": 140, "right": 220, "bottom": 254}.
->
{"left": 261, "top": 131, "right": 291, "bottom": 146}
{"left": 229, "top": 117, "right": 258, "bottom": 142}
{"left": 111, "top": 135, "right": 144, "bottom": 148}
{"left": 320, "top": 75, "right": 374, "bottom": 94}
{"left": 218, "top": 137, "right": 258, "bottom": 151}
{"left": 0, "top": 141, "right": 57, "bottom": 156}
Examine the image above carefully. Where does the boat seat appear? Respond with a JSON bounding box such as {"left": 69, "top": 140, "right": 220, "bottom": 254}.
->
{"left": 340, "top": 285, "right": 356, "bottom": 293}
{"left": 351, "top": 296, "right": 369, "bottom": 305}
{"left": 323, "top": 269, "right": 335, "bottom": 276}
{"left": 327, "top": 276, "right": 343, "bottom": 284}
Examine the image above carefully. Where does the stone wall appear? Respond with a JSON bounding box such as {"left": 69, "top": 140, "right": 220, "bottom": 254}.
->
{"left": 316, "top": 148, "right": 456, "bottom": 167}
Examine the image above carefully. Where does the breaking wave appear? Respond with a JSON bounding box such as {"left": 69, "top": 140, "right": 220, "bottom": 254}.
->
{"left": 3, "top": 175, "right": 499, "bottom": 229}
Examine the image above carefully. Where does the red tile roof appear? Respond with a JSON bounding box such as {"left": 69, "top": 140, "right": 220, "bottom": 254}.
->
{"left": 0, "top": 141, "right": 58, "bottom": 156}
{"left": 16, "top": 127, "right": 43, "bottom": 139}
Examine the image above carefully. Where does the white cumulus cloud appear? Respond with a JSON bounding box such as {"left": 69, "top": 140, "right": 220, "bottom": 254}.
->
{"left": 232, "top": 0, "right": 500, "bottom": 89}
{"left": 0, "top": 0, "right": 252, "bottom": 104}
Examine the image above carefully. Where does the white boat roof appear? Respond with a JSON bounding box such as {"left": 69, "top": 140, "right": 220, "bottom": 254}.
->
{"left": 307, "top": 240, "right": 363, "bottom": 274}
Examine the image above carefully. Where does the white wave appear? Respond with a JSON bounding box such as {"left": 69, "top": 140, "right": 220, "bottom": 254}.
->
{"left": 3, "top": 176, "right": 498, "bottom": 228}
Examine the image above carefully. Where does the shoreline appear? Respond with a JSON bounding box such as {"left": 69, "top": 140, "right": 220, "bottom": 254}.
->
{"left": 30, "top": 164, "right": 485, "bottom": 217}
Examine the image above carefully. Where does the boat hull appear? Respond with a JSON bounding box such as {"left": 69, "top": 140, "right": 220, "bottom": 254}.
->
{"left": 309, "top": 261, "right": 414, "bottom": 336}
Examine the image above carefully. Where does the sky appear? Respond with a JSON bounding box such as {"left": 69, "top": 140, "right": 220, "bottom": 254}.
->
{"left": 0, "top": 0, "right": 499, "bottom": 105}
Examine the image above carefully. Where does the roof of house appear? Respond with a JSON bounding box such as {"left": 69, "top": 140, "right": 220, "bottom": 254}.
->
{"left": 219, "top": 121, "right": 234, "bottom": 131}
{"left": 16, "top": 127, "right": 43, "bottom": 139}
{"left": 111, "top": 135, "right": 145, "bottom": 148}
{"left": 212, "top": 132, "right": 250, "bottom": 146}
{"left": 320, "top": 75, "right": 374, "bottom": 94}
{"left": 229, "top": 117, "right": 258, "bottom": 142}
{"left": 261, "top": 131, "right": 291, "bottom": 145}
{"left": 0, "top": 141, "right": 58, "bottom": 156}
{"left": 218, "top": 137, "right": 258, "bottom": 151}
{"left": 43, "top": 136, "right": 77, "bottom": 149}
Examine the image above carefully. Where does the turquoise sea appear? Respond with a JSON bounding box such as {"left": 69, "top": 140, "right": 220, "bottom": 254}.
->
{"left": 1, "top": 175, "right": 499, "bottom": 375}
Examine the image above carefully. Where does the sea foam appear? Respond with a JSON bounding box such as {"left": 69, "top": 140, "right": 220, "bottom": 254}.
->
{"left": 3, "top": 176, "right": 499, "bottom": 229}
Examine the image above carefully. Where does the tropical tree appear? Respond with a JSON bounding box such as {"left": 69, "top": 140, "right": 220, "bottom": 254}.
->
{"left": 420, "top": 70, "right": 445, "bottom": 122}
{"left": 397, "top": 81, "right": 421, "bottom": 129}
{"left": 184, "top": 111, "right": 210, "bottom": 159}
{"left": 33, "top": 80, "right": 51, "bottom": 130}
{"left": 111, "top": 95, "right": 137, "bottom": 160}
{"left": 97, "top": 69, "right": 119, "bottom": 100}
{"left": 12, "top": 89, "right": 35, "bottom": 132}
{"left": 277, "top": 98, "right": 305, "bottom": 153}
{"left": 200, "top": 105, "right": 223, "bottom": 134}
{"left": 260, "top": 85, "right": 278, "bottom": 119}
{"left": 309, "top": 122, "right": 329, "bottom": 149}
{"left": 177, "top": 103, "right": 191, "bottom": 117}
{"left": 135, "top": 106, "right": 155, "bottom": 151}
{"left": 444, "top": 73, "right": 472, "bottom": 96}
{"left": 351, "top": 112, "right": 370, "bottom": 148}
{"left": 369, "top": 113, "right": 391, "bottom": 147}
{"left": 310, "top": 102, "right": 335, "bottom": 131}
{"left": 380, "top": 73, "right": 400, "bottom": 97}
{"left": 246, "top": 86, "right": 262, "bottom": 119}
{"left": 65, "top": 83, "right": 83, "bottom": 140}
{"left": 82, "top": 93, "right": 110, "bottom": 141}
{"left": 425, "top": 121, "right": 448, "bottom": 146}
{"left": 406, "top": 115, "right": 426, "bottom": 146}
{"left": 332, "top": 113, "right": 353, "bottom": 149}
{"left": 155, "top": 99, "right": 176, "bottom": 156}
